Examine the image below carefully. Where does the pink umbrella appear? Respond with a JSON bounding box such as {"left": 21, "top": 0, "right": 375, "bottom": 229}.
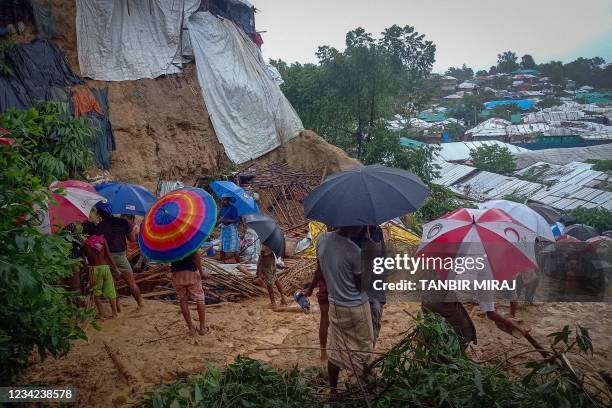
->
{"left": 35, "top": 180, "right": 106, "bottom": 233}
{"left": 417, "top": 208, "right": 537, "bottom": 281}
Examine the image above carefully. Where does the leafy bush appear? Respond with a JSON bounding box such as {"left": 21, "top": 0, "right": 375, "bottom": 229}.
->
{"left": 585, "top": 159, "right": 612, "bottom": 172}
{"left": 564, "top": 207, "right": 612, "bottom": 232}
{"left": 470, "top": 144, "right": 516, "bottom": 174}
{"left": 146, "top": 356, "right": 315, "bottom": 408}
{"left": 145, "top": 315, "right": 606, "bottom": 408}
{"left": 366, "top": 313, "right": 604, "bottom": 408}
{"left": 0, "top": 101, "right": 95, "bottom": 183}
{"left": 0, "top": 142, "right": 89, "bottom": 383}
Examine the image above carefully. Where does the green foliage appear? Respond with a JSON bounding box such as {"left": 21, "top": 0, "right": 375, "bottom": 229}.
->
{"left": 417, "top": 184, "right": 475, "bottom": 224}
{"left": 272, "top": 24, "right": 435, "bottom": 162}
{"left": 445, "top": 64, "right": 473, "bottom": 81}
{"left": 520, "top": 54, "right": 537, "bottom": 70}
{"left": 585, "top": 159, "right": 612, "bottom": 172}
{"left": 470, "top": 144, "right": 516, "bottom": 174}
{"left": 0, "top": 101, "right": 95, "bottom": 183}
{"left": 0, "top": 143, "right": 90, "bottom": 384}
{"left": 366, "top": 314, "right": 603, "bottom": 408}
{"left": 538, "top": 96, "right": 561, "bottom": 109}
{"left": 564, "top": 207, "right": 612, "bottom": 233}
{"left": 147, "top": 317, "right": 605, "bottom": 407}
{"left": 502, "top": 194, "right": 528, "bottom": 204}
{"left": 146, "top": 356, "right": 314, "bottom": 408}
{"left": 496, "top": 50, "right": 519, "bottom": 73}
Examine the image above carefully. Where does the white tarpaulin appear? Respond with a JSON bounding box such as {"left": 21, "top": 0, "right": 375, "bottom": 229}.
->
{"left": 76, "top": 0, "right": 200, "bottom": 81}
{"left": 188, "top": 12, "right": 303, "bottom": 163}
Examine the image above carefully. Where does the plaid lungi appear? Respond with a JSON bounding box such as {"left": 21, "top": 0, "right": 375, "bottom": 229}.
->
{"left": 327, "top": 302, "right": 374, "bottom": 376}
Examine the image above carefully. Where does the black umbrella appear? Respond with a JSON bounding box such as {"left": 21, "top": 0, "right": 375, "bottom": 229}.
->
{"left": 242, "top": 213, "right": 285, "bottom": 258}
{"left": 564, "top": 224, "right": 599, "bottom": 241}
{"left": 303, "top": 165, "right": 429, "bottom": 227}
{"left": 526, "top": 201, "right": 561, "bottom": 224}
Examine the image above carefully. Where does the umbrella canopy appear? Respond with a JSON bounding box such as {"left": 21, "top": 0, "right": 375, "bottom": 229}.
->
{"left": 526, "top": 201, "right": 561, "bottom": 224}
{"left": 36, "top": 180, "right": 106, "bottom": 233}
{"left": 564, "top": 224, "right": 599, "bottom": 241}
{"left": 303, "top": 164, "right": 429, "bottom": 227}
{"left": 210, "top": 180, "right": 259, "bottom": 216}
{"left": 478, "top": 199, "right": 555, "bottom": 241}
{"left": 95, "top": 182, "right": 156, "bottom": 216}
{"left": 139, "top": 188, "right": 217, "bottom": 262}
{"left": 242, "top": 213, "right": 285, "bottom": 258}
{"left": 417, "top": 208, "right": 537, "bottom": 281}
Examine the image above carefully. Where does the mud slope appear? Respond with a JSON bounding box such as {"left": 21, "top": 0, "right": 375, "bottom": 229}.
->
{"left": 42, "top": 1, "right": 357, "bottom": 188}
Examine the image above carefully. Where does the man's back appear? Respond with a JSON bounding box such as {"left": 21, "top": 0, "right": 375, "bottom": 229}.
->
{"left": 316, "top": 231, "right": 367, "bottom": 307}
{"left": 98, "top": 216, "right": 131, "bottom": 253}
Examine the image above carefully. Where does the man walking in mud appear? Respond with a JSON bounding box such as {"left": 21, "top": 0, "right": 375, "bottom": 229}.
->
{"left": 316, "top": 226, "right": 373, "bottom": 396}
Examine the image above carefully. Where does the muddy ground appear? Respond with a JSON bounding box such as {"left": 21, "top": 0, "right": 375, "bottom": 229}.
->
{"left": 21, "top": 298, "right": 612, "bottom": 407}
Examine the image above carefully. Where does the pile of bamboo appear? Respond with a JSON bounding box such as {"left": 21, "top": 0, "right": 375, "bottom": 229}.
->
{"left": 236, "top": 162, "right": 324, "bottom": 237}
{"left": 201, "top": 258, "right": 267, "bottom": 298}
{"left": 277, "top": 258, "right": 317, "bottom": 295}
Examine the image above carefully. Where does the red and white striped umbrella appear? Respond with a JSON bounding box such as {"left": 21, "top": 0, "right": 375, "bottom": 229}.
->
{"left": 35, "top": 180, "right": 106, "bottom": 233}
{"left": 417, "top": 208, "right": 537, "bottom": 281}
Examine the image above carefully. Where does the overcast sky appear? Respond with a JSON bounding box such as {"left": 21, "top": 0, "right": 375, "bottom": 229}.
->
{"left": 254, "top": 0, "right": 612, "bottom": 72}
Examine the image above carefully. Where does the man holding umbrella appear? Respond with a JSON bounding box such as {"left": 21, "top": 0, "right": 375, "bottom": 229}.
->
{"left": 303, "top": 164, "right": 430, "bottom": 395}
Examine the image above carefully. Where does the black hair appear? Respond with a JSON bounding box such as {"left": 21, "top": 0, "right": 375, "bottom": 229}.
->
{"left": 82, "top": 221, "right": 98, "bottom": 236}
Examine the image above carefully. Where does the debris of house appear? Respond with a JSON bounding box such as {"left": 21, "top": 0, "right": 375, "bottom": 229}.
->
{"left": 433, "top": 140, "right": 527, "bottom": 162}
{"left": 236, "top": 162, "right": 323, "bottom": 237}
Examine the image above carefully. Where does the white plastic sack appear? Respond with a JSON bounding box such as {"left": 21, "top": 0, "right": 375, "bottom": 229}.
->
{"left": 188, "top": 12, "right": 303, "bottom": 163}
{"left": 76, "top": 0, "right": 200, "bottom": 81}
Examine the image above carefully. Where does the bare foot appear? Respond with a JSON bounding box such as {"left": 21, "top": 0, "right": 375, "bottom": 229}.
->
{"left": 320, "top": 349, "right": 328, "bottom": 362}
{"left": 198, "top": 327, "right": 209, "bottom": 335}
{"left": 188, "top": 326, "right": 196, "bottom": 336}
{"left": 280, "top": 298, "right": 288, "bottom": 306}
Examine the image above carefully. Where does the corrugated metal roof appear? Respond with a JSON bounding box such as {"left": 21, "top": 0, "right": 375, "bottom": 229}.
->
{"left": 506, "top": 123, "right": 550, "bottom": 135}
{"left": 433, "top": 161, "right": 479, "bottom": 187}
{"left": 434, "top": 140, "right": 528, "bottom": 162}
{"left": 523, "top": 110, "right": 583, "bottom": 123}
{"left": 451, "top": 171, "right": 545, "bottom": 201}
{"left": 515, "top": 161, "right": 611, "bottom": 188}
{"left": 529, "top": 182, "right": 612, "bottom": 211}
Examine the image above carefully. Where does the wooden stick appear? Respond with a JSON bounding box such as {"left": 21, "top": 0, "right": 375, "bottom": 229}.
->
{"left": 103, "top": 341, "right": 134, "bottom": 384}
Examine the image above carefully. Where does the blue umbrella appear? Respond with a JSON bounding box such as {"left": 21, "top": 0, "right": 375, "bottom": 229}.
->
{"left": 95, "top": 182, "right": 156, "bottom": 216}
{"left": 210, "top": 180, "right": 259, "bottom": 216}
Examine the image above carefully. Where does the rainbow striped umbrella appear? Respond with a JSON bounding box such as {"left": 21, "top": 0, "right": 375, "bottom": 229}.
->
{"left": 139, "top": 188, "right": 217, "bottom": 262}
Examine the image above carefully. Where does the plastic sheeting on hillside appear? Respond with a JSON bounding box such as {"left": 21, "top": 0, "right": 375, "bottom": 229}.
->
{"left": 75, "top": 0, "right": 200, "bottom": 81}
{"left": 188, "top": 12, "right": 303, "bottom": 164}
{"left": 0, "top": 40, "right": 82, "bottom": 112}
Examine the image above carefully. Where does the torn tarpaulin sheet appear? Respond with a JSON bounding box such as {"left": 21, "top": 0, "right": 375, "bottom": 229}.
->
{"left": 188, "top": 12, "right": 302, "bottom": 164}
{"left": 0, "top": 39, "right": 82, "bottom": 112}
{"left": 75, "top": 0, "right": 201, "bottom": 81}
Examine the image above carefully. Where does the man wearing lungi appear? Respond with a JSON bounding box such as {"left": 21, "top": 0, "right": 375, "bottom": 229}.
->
{"left": 316, "top": 226, "right": 373, "bottom": 395}
{"left": 218, "top": 194, "right": 239, "bottom": 262}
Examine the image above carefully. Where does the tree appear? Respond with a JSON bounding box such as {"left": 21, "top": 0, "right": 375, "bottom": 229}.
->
{"left": 445, "top": 64, "right": 474, "bottom": 81}
{"left": 0, "top": 102, "right": 95, "bottom": 382}
{"left": 273, "top": 25, "right": 436, "bottom": 161}
{"left": 0, "top": 102, "right": 95, "bottom": 183}
{"left": 470, "top": 144, "right": 516, "bottom": 174}
{"left": 520, "top": 54, "right": 537, "bottom": 70}
{"left": 564, "top": 207, "right": 611, "bottom": 232}
{"left": 475, "top": 70, "right": 488, "bottom": 77}
{"left": 538, "top": 60, "right": 564, "bottom": 85}
{"left": 496, "top": 51, "right": 519, "bottom": 73}
{"left": 0, "top": 141, "right": 89, "bottom": 383}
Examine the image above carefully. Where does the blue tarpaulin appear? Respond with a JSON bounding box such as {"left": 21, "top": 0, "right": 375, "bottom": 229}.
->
{"left": 484, "top": 99, "right": 536, "bottom": 110}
